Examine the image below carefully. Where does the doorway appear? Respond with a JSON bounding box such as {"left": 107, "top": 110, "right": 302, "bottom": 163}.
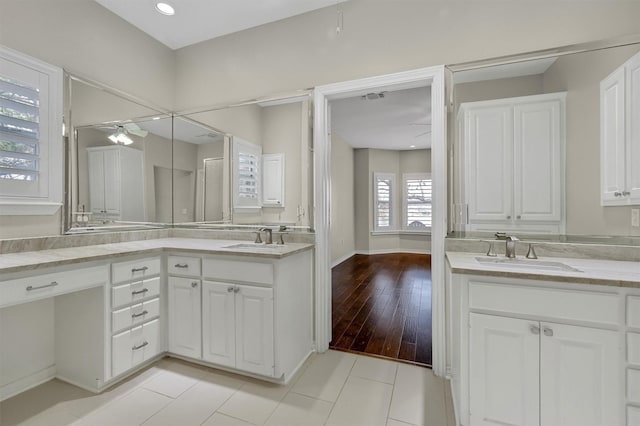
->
{"left": 313, "top": 66, "right": 447, "bottom": 376}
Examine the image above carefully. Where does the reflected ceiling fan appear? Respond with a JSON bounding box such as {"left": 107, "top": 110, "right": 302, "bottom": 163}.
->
{"left": 99, "top": 123, "right": 148, "bottom": 145}
{"left": 410, "top": 121, "right": 432, "bottom": 138}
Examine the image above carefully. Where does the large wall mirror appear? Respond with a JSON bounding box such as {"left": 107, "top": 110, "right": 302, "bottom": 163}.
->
{"left": 65, "top": 74, "right": 312, "bottom": 233}
{"left": 448, "top": 36, "right": 640, "bottom": 242}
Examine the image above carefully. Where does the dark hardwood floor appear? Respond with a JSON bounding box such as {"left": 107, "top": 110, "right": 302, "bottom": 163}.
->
{"left": 330, "top": 253, "right": 432, "bottom": 366}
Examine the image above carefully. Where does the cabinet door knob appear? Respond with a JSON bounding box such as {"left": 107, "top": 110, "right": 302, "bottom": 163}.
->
{"left": 614, "top": 191, "right": 622, "bottom": 197}
{"left": 530, "top": 325, "right": 540, "bottom": 335}
{"left": 234, "top": 287, "right": 240, "bottom": 293}
{"left": 227, "top": 286, "right": 234, "bottom": 293}
{"left": 191, "top": 282, "right": 198, "bottom": 288}
{"left": 506, "top": 215, "right": 511, "bottom": 219}
{"left": 623, "top": 191, "right": 631, "bottom": 196}
{"left": 516, "top": 215, "right": 521, "bottom": 219}
{"left": 543, "top": 327, "right": 554, "bottom": 337}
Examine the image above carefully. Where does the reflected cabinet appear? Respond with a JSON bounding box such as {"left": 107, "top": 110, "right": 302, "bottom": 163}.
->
{"left": 458, "top": 92, "right": 566, "bottom": 234}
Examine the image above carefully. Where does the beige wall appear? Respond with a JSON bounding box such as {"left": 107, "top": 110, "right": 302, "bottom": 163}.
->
{"left": 330, "top": 134, "right": 356, "bottom": 264}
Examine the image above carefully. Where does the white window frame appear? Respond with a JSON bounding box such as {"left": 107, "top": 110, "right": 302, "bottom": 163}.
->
{"left": 0, "top": 46, "right": 63, "bottom": 215}
{"left": 402, "top": 172, "right": 432, "bottom": 232}
{"left": 373, "top": 172, "right": 395, "bottom": 231}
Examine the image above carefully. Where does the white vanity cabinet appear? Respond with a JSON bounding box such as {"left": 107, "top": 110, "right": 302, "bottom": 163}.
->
{"left": 87, "top": 145, "right": 145, "bottom": 220}
{"left": 600, "top": 50, "right": 640, "bottom": 206}
{"left": 167, "top": 255, "right": 202, "bottom": 359}
{"left": 452, "top": 273, "right": 623, "bottom": 426}
{"left": 110, "top": 256, "right": 163, "bottom": 378}
{"left": 458, "top": 92, "right": 566, "bottom": 233}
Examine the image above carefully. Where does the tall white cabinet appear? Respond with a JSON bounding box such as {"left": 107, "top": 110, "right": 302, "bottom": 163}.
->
{"left": 600, "top": 50, "right": 640, "bottom": 206}
{"left": 458, "top": 92, "right": 566, "bottom": 233}
{"left": 87, "top": 145, "right": 145, "bottom": 221}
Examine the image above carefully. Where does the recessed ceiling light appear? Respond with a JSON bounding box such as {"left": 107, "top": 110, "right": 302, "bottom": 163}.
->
{"left": 155, "top": 2, "right": 175, "bottom": 16}
{"left": 410, "top": 145, "right": 416, "bottom": 148}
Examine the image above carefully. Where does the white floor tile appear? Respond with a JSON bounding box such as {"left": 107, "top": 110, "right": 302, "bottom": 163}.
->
{"left": 350, "top": 356, "right": 398, "bottom": 384}
{"left": 388, "top": 364, "right": 447, "bottom": 426}
{"left": 217, "top": 380, "right": 290, "bottom": 425}
{"left": 264, "top": 392, "right": 333, "bottom": 426}
{"left": 71, "top": 388, "right": 172, "bottom": 426}
{"left": 387, "top": 419, "right": 418, "bottom": 426}
{"left": 141, "top": 369, "right": 199, "bottom": 398}
{"left": 142, "top": 380, "right": 239, "bottom": 425}
{"left": 202, "top": 413, "right": 255, "bottom": 426}
{"left": 290, "top": 350, "right": 356, "bottom": 402}
{"left": 326, "top": 376, "right": 393, "bottom": 426}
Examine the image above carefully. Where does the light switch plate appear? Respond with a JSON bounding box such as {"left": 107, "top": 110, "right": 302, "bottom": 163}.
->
{"left": 632, "top": 208, "right": 640, "bottom": 227}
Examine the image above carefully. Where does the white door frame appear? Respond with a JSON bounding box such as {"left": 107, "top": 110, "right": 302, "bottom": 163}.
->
{"left": 313, "top": 65, "right": 448, "bottom": 376}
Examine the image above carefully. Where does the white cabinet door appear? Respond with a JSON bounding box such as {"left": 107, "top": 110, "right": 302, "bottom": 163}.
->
{"left": 540, "top": 323, "right": 621, "bottom": 426}
{"left": 102, "top": 148, "right": 121, "bottom": 215}
{"left": 469, "top": 313, "right": 539, "bottom": 426}
{"left": 262, "top": 153, "right": 284, "bottom": 207}
{"left": 88, "top": 150, "right": 105, "bottom": 214}
{"left": 600, "top": 67, "right": 627, "bottom": 206}
{"left": 627, "top": 51, "right": 640, "bottom": 204}
{"left": 466, "top": 106, "right": 514, "bottom": 222}
{"left": 235, "top": 285, "right": 274, "bottom": 377}
{"left": 168, "top": 277, "right": 202, "bottom": 359}
{"left": 514, "top": 99, "right": 563, "bottom": 222}
{"left": 202, "top": 281, "right": 236, "bottom": 368}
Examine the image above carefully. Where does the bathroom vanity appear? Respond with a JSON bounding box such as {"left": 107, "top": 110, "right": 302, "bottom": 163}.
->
{"left": 447, "top": 251, "right": 640, "bottom": 426}
{"left": 0, "top": 239, "right": 313, "bottom": 401}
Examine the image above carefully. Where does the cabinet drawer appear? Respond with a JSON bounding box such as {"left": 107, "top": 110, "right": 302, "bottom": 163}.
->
{"left": 628, "top": 296, "right": 640, "bottom": 327}
{"left": 112, "top": 257, "right": 161, "bottom": 284}
{"left": 203, "top": 258, "right": 273, "bottom": 284}
{"left": 112, "top": 297, "right": 160, "bottom": 333}
{"left": 468, "top": 280, "right": 619, "bottom": 325}
{"left": 112, "top": 277, "right": 160, "bottom": 309}
{"left": 0, "top": 265, "right": 108, "bottom": 309}
{"left": 112, "top": 318, "right": 161, "bottom": 378}
{"left": 168, "top": 256, "right": 201, "bottom": 277}
{"left": 629, "top": 333, "right": 640, "bottom": 365}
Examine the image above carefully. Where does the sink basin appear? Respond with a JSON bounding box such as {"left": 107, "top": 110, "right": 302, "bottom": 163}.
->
{"left": 223, "top": 243, "right": 285, "bottom": 250}
{"left": 474, "top": 256, "right": 582, "bottom": 272}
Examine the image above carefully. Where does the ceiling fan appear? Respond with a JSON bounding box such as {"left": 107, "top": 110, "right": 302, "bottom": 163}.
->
{"left": 410, "top": 121, "right": 431, "bottom": 138}
{"left": 99, "top": 123, "right": 149, "bottom": 145}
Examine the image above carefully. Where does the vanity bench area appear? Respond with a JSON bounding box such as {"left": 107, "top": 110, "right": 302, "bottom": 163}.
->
{"left": 446, "top": 250, "right": 640, "bottom": 426}
{"left": 0, "top": 238, "right": 314, "bottom": 402}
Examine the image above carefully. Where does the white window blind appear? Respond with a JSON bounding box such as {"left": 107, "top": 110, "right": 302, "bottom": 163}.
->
{"left": 0, "top": 76, "right": 40, "bottom": 181}
{"left": 0, "top": 46, "right": 62, "bottom": 215}
{"left": 232, "top": 137, "right": 262, "bottom": 209}
{"left": 374, "top": 173, "right": 395, "bottom": 230}
{"left": 404, "top": 173, "right": 432, "bottom": 229}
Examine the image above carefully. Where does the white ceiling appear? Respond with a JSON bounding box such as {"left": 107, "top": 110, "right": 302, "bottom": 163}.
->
{"left": 330, "top": 86, "right": 432, "bottom": 151}
{"left": 95, "top": 0, "right": 347, "bottom": 50}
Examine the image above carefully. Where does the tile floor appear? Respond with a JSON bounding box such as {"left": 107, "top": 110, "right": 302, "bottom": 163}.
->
{"left": 0, "top": 350, "right": 455, "bottom": 426}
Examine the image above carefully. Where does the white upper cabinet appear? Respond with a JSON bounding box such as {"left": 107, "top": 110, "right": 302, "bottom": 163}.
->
{"left": 459, "top": 92, "right": 566, "bottom": 233}
{"left": 87, "top": 145, "right": 144, "bottom": 220}
{"left": 601, "top": 50, "right": 640, "bottom": 206}
{"left": 262, "top": 153, "right": 285, "bottom": 207}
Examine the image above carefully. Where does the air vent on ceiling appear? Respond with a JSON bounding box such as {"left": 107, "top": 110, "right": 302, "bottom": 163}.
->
{"left": 362, "top": 92, "right": 386, "bottom": 100}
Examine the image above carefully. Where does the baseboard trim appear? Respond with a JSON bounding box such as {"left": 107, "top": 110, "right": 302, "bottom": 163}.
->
{"left": 331, "top": 251, "right": 357, "bottom": 268}
{"left": 355, "top": 249, "right": 431, "bottom": 255}
{"left": 0, "top": 365, "right": 56, "bottom": 402}
{"left": 450, "top": 379, "right": 460, "bottom": 426}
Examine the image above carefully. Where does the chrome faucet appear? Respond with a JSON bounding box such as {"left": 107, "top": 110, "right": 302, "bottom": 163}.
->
{"left": 260, "top": 227, "right": 273, "bottom": 244}
{"left": 505, "top": 236, "right": 519, "bottom": 258}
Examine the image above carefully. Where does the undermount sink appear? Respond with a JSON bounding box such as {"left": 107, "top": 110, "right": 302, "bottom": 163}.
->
{"left": 474, "top": 256, "right": 582, "bottom": 272}
{"left": 223, "top": 243, "right": 285, "bottom": 250}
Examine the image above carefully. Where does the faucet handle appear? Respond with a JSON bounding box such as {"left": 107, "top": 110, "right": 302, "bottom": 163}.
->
{"left": 254, "top": 231, "right": 262, "bottom": 244}
{"left": 276, "top": 233, "right": 285, "bottom": 245}
{"left": 526, "top": 243, "right": 538, "bottom": 259}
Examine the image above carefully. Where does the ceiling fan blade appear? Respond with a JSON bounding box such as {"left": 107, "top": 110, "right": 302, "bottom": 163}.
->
{"left": 415, "top": 131, "right": 431, "bottom": 137}
{"left": 123, "top": 123, "right": 148, "bottom": 137}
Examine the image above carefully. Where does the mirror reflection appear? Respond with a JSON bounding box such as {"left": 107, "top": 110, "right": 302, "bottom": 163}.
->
{"left": 450, "top": 41, "right": 640, "bottom": 239}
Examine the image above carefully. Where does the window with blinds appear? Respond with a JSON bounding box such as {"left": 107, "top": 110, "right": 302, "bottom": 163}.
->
{"left": 0, "top": 76, "right": 40, "bottom": 181}
{"left": 0, "top": 46, "right": 63, "bottom": 215}
{"left": 404, "top": 173, "right": 432, "bottom": 229}
{"left": 374, "top": 173, "right": 395, "bottom": 230}
{"left": 232, "top": 137, "right": 262, "bottom": 209}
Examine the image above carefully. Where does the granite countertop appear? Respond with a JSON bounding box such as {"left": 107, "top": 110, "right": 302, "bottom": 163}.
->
{"left": 446, "top": 251, "right": 640, "bottom": 288}
{"left": 0, "top": 238, "right": 314, "bottom": 275}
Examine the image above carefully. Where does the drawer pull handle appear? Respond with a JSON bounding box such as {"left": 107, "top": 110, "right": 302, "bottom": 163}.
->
{"left": 131, "top": 266, "right": 149, "bottom": 273}
{"left": 174, "top": 263, "right": 189, "bottom": 268}
{"left": 529, "top": 325, "right": 540, "bottom": 335}
{"left": 131, "top": 310, "right": 148, "bottom": 319}
{"left": 132, "top": 341, "right": 149, "bottom": 351}
{"left": 132, "top": 288, "right": 149, "bottom": 296}
{"left": 26, "top": 281, "right": 59, "bottom": 292}
{"left": 543, "top": 327, "right": 554, "bottom": 337}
